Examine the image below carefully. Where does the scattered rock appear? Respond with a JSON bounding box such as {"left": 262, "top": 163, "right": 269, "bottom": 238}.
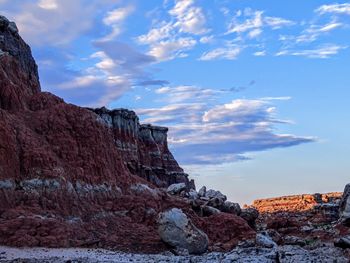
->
{"left": 335, "top": 236, "right": 350, "bottom": 249}
{"left": 205, "top": 189, "right": 227, "bottom": 202}
{"left": 222, "top": 201, "right": 241, "bottom": 215}
{"left": 167, "top": 183, "right": 186, "bottom": 195}
{"left": 202, "top": 205, "right": 221, "bottom": 216}
{"left": 188, "top": 189, "right": 198, "bottom": 200}
{"left": 157, "top": 208, "right": 208, "bottom": 254}
{"left": 198, "top": 186, "right": 206, "bottom": 197}
{"left": 240, "top": 208, "right": 259, "bottom": 227}
{"left": 256, "top": 232, "right": 277, "bottom": 248}
{"left": 283, "top": 235, "right": 306, "bottom": 247}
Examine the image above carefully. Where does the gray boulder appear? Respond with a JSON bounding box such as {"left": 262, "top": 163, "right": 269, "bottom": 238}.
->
{"left": 202, "top": 205, "right": 221, "bottom": 216}
{"left": 167, "top": 183, "right": 186, "bottom": 195}
{"left": 157, "top": 208, "right": 208, "bottom": 254}
{"left": 222, "top": 201, "right": 241, "bottom": 215}
{"left": 256, "top": 233, "right": 277, "bottom": 248}
{"left": 339, "top": 183, "right": 350, "bottom": 225}
{"left": 188, "top": 189, "right": 199, "bottom": 200}
{"left": 205, "top": 189, "right": 227, "bottom": 202}
{"left": 240, "top": 208, "right": 259, "bottom": 227}
{"left": 335, "top": 235, "right": 350, "bottom": 249}
{"left": 198, "top": 186, "right": 206, "bottom": 197}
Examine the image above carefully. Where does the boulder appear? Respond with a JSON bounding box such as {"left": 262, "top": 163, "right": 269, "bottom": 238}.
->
{"left": 198, "top": 186, "right": 206, "bottom": 197}
{"left": 202, "top": 205, "right": 221, "bottom": 216}
{"left": 222, "top": 201, "right": 241, "bottom": 215}
{"left": 207, "top": 197, "right": 225, "bottom": 208}
{"left": 167, "top": 183, "right": 186, "bottom": 195}
{"left": 188, "top": 189, "right": 199, "bottom": 200}
{"left": 157, "top": 208, "right": 208, "bottom": 254}
{"left": 283, "top": 235, "right": 306, "bottom": 247}
{"left": 240, "top": 208, "right": 259, "bottom": 227}
{"left": 335, "top": 236, "right": 350, "bottom": 249}
{"left": 339, "top": 183, "right": 350, "bottom": 225}
{"left": 205, "top": 189, "right": 227, "bottom": 202}
{"left": 256, "top": 232, "right": 277, "bottom": 248}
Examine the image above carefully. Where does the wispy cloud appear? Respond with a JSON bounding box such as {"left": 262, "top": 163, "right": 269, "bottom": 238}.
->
{"left": 226, "top": 8, "right": 295, "bottom": 37}
{"left": 316, "top": 3, "right": 350, "bottom": 15}
{"left": 199, "top": 44, "right": 242, "bottom": 61}
{"left": 276, "top": 44, "right": 347, "bottom": 59}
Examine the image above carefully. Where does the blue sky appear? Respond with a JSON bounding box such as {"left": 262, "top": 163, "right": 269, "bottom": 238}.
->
{"left": 1, "top": 0, "right": 350, "bottom": 204}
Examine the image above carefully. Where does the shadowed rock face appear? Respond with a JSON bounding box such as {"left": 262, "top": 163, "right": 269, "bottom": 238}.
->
{"left": 90, "top": 107, "right": 195, "bottom": 189}
{"left": 0, "top": 15, "right": 40, "bottom": 111}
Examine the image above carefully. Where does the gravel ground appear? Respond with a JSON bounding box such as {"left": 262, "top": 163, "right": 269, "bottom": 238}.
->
{"left": 0, "top": 245, "right": 348, "bottom": 263}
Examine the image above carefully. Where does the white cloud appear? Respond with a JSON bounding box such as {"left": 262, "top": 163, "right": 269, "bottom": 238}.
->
{"left": 226, "top": 9, "right": 294, "bottom": 36}
{"left": 101, "top": 6, "right": 134, "bottom": 41}
{"left": 38, "top": 0, "right": 58, "bottom": 10}
{"left": 296, "top": 21, "right": 343, "bottom": 43}
{"left": 253, "top": 50, "right": 266, "bottom": 56}
{"left": 227, "top": 10, "right": 263, "bottom": 35}
{"left": 199, "top": 45, "right": 242, "bottom": 61}
{"left": 199, "top": 35, "right": 214, "bottom": 44}
{"left": 276, "top": 44, "right": 347, "bottom": 59}
{"left": 155, "top": 85, "right": 218, "bottom": 103}
{"left": 169, "top": 0, "right": 208, "bottom": 35}
{"left": 316, "top": 3, "right": 350, "bottom": 15}
{"left": 137, "top": 0, "right": 208, "bottom": 62}
{"left": 148, "top": 37, "right": 196, "bottom": 61}
{"left": 264, "top": 16, "right": 295, "bottom": 29}
{"left": 103, "top": 6, "right": 133, "bottom": 26}
{"left": 137, "top": 22, "right": 173, "bottom": 44}
{"left": 248, "top": 28, "right": 262, "bottom": 38}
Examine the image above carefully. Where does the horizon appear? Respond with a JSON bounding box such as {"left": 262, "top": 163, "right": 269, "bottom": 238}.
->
{"left": 1, "top": 0, "right": 349, "bottom": 204}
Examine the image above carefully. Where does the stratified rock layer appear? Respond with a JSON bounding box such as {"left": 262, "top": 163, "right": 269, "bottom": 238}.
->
{"left": 0, "top": 15, "right": 253, "bottom": 254}
{"left": 252, "top": 192, "right": 342, "bottom": 213}
{"left": 89, "top": 107, "right": 195, "bottom": 189}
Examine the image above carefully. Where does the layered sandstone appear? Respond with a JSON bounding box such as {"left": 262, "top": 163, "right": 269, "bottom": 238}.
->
{"left": 89, "top": 107, "right": 194, "bottom": 189}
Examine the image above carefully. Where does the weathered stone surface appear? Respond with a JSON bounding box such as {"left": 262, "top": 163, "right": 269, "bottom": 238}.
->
{"left": 157, "top": 208, "right": 208, "bottom": 254}
{"left": 167, "top": 183, "right": 186, "bottom": 195}
{"left": 198, "top": 186, "right": 206, "bottom": 197}
{"left": 256, "top": 233, "right": 277, "bottom": 248}
{"left": 89, "top": 107, "right": 194, "bottom": 189}
{"left": 222, "top": 201, "right": 241, "bottom": 215}
{"left": 0, "top": 16, "right": 39, "bottom": 111}
{"left": 340, "top": 183, "right": 350, "bottom": 225}
{"left": 240, "top": 208, "right": 259, "bottom": 227}
{"left": 202, "top": 205, "right": 221, "bottom": 216}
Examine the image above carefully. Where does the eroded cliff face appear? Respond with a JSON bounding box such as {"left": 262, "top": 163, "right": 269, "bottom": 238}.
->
{"left": 0, "top": 15, "right": 254, "bottom": 253}
{"left": 90, "top": 107, "right": 195, "bottom": 189}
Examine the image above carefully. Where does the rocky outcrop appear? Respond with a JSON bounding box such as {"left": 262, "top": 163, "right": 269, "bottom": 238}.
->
{"left": 89, "top": 107, "right": 195, "bottom": 189}
{"left": 0, "top": 15, "right": 40, "bottom": 111}
{"left": 252, "top": 192, "right": 342, "bottom": 213}
{"left": 339, "top": 183, "right": 350, "bottom": 225}
{"left": 0, "top": 15, "right": 255, "bottom": 254}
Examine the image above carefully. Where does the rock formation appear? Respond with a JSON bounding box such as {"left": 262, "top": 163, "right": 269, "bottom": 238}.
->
{"left": 0, "top": 15, "right": 254, "bottom": 255}
{"left": 89, "top": 107, "right": 195, "bottom": 189}
{"left": 252, "top": 192, "right": 342, "bottom": 213}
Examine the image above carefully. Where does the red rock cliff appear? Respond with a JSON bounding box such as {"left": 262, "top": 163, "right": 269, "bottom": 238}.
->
{"left": 0, "top": 15, "right": 254, "bottom": 253}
